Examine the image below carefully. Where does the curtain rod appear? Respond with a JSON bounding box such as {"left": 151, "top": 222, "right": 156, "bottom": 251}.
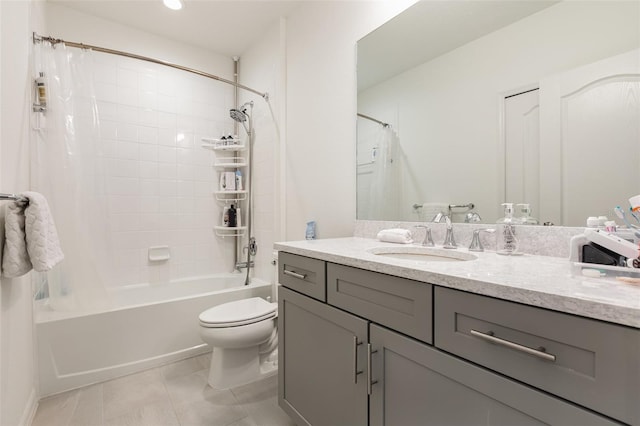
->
{"left": 357, "top": 113, "right": 389, "bottom": 128}
{"left": 32, "top": 32, "right": 269, "bottom": 101}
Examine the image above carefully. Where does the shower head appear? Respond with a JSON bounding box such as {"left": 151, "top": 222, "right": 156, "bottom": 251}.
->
{"left": 230, "top": 101, "right": 253, "bottom": 123}
{"left": 229, "top": 108, "right": 247, "bottom": 123}
{"left": 230, "top": 108, "right": 247, "bottom": 123}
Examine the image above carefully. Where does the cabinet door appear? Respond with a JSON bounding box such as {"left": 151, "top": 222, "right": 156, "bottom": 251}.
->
{"left": 369, "top": 324, "right": 618, "bottom": 426}
{"left": 278, "top": 286, "right": 368, "bottom": 426}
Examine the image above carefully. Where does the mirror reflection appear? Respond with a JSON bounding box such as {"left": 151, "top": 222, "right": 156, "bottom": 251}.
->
{"left": 357, "top": 0, "right": 640, "bottom": 226}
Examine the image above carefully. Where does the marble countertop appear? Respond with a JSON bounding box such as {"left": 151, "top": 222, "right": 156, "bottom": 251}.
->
{"left": 274, "top": 237, "right": 640, "bottom": 328}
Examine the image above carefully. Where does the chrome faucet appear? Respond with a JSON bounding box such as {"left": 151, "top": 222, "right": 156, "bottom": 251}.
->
{"left": 468, "top": 228, "right": 496, "bottom": 252}
{"left": 442, "top": 216, "right": 457, "bottom": 249}
{"left": 431, "top": 212, "right": 445, "bottom": 223}
{"left": 412, "top": 225, "right": 434, "bottom": 247}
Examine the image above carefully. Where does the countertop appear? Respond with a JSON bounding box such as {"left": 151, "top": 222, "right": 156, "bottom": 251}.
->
{"left": 274, "top": 237, "right": 640, "bottom": 328}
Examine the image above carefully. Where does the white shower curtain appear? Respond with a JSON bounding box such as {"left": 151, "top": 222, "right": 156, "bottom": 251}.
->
{"left": 368, "top": 125, "right": 401, "bottom": 220}
{"left": 32, "top": 42, "right": 113, "bottom": 311}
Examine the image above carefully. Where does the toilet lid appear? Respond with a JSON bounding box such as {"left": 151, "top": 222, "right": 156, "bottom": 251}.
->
{"left": 199, "top": 297, "right": 277, "bottom": 327}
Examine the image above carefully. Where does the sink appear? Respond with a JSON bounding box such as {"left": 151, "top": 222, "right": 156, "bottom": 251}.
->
{"left": 368, "top": 246, "right": 477, "bottom": 262}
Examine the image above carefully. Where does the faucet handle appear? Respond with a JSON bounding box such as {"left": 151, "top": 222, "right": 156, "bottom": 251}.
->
{"left": 412, "top": 225, "right": 435, "bottom": 247}
{"left": 468, "top": 228, "right": 496, "bottom": 252}
{"left": 442, "top": 216, "right": 457, "bottom": 249}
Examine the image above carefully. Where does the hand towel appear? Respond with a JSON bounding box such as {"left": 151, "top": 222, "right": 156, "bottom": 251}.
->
{"left": 2, "top": 192, "right": 64, "bottom": 278}
{"left": 2, "top": 199, "right": 31, "bottom": 278}
{"left": 376, "top": 228, "right": 413, "bottom": 244}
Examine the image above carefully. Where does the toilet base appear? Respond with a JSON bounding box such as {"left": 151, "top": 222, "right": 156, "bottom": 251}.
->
{"left": 207, "top": 346, "right": 278, "bottom": 390}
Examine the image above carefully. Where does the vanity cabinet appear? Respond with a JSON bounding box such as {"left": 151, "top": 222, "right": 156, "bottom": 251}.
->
{"left": 278, "top": 286, "right": 368, "bottom": 426}
{"left": 369, "top": 324, "right": 617, "bottom": 426}
{"left": 277, "top": 252, "right": 626, "bottom": 426}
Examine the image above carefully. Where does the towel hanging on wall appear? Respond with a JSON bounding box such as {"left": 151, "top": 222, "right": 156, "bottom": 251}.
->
{"left": 1, "top": 191, "right": 64, "bottom": 278}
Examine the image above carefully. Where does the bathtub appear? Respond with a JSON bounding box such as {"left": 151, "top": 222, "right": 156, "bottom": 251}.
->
{"left": 35, "top": 274, "right": 272, "bottom": 396}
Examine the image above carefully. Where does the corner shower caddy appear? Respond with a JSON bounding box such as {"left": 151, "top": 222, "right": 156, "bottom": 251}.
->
{"left": 202, "top": 137, "right": 248, "bottom": 237}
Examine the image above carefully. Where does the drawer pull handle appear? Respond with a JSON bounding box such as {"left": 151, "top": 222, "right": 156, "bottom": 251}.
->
{"left": 283, "top": 269, "right": 307, "bottom": 280}
{"left": 367, "top": 343, "right": 378, "bottom": 395}
{"left": 470, "top": 329, "right": 556, "bottom": 362}
{"left": 353, "top": 336, "right": 363, "bottom": 383}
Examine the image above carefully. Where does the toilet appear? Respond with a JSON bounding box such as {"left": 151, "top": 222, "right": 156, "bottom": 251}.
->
{"left": 198, "top": 296, "right": 278, "bottom": 389}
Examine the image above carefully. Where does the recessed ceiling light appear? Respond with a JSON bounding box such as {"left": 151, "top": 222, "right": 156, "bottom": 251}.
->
{"left": 163, "top": 0, "right": 182, "bottom": 11}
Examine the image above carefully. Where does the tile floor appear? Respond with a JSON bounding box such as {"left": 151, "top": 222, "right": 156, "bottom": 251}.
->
{"left": 31, "top": 353, "right": 295, "bottom": 426}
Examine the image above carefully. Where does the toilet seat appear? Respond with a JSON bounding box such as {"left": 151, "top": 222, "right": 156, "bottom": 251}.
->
{"left": 199, "top": 297, "right": 277, "bottom": 328}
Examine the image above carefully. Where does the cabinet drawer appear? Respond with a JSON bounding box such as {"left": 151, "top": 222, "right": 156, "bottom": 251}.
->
{"left": 370, "top": 324, "right": 618, "bottom": 426}
{"left": 278, "top": 252, "right": 326, "bottom": 301}
{"left": 434, "top": 286, "right": 640, "bottom": 425}
{"left": 327, "top": 263, "right": 432, "bottom": 343}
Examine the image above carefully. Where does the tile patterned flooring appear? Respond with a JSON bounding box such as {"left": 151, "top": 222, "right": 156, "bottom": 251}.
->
{"left": 31, "top": 353, "right": 295, "bottom": 426}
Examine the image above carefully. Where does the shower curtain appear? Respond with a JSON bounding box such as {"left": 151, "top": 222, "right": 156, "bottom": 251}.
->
{"left": 368, "top": 126, "right": 401, "bottom": 220}
{"left": 32, "top": 42, "right": 113, "bottom": 311}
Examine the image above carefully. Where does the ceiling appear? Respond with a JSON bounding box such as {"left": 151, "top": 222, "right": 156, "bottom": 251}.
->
{"left": 49, "top": 0, "right": 303, "bottom": 57}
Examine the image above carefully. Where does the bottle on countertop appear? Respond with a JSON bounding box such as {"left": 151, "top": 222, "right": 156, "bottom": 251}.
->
{"left": 496, "top": 203, "right": 521, "bottom": 255}
{"left": 516, "top": 203, "right": 538, "bottom": 225}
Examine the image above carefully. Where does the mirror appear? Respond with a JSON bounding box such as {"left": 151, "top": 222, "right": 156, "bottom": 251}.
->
{"left": 357, "top": 0, "right": 640, "bottom": 226}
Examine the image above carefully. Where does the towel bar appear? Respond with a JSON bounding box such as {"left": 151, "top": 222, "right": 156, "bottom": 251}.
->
{"left": 0, "top": 193, "right": 27, "bottom": 203}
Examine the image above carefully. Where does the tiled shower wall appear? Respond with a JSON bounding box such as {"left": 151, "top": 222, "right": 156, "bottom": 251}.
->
{"left": 93, "top": 51, "right": 241, "bottom": 286}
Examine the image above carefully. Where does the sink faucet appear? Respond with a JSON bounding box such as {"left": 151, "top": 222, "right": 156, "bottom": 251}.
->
{"left": 442, "top": 216, "right": 457, "bottom": 249}
{"left": 412, "top": 225, "right": 434, "bottom": 247}
{"left": 468, "top": 228, "right": 496, "bottom": 252}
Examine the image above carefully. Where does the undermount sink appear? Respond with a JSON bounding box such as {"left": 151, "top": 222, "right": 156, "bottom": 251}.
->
{"left": 368, "top": 246, "right": 477, "bottom": 262}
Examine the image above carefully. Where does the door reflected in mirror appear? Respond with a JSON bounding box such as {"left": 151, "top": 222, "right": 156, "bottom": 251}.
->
{"left": 357, "top": 0, "right": 640, "bottom": 226}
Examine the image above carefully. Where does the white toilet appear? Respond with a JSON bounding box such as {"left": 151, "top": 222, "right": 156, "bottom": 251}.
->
{"left": 198, "top": 296, "right": 278, "bottom": 389}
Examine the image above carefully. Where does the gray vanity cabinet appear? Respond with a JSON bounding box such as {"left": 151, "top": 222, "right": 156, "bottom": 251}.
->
{"left": 277, "top": 251, "right": 626, "bottom": 426}
{"left": 278, "top": 286, "right": 368, "bottom": 426}
{"left": 369, "top": 324, "right": 617, "bottom": 426}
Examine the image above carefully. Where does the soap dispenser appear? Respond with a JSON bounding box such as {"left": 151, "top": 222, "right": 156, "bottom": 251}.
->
{"left": 517, "top": 203, "right": 539, "bottom": 225}
{"left": 496, "top": 203, "right": 521, "bottom": 255}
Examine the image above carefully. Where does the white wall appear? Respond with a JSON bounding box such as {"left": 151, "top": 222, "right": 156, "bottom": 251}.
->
{"left": 358, "top": 1, "right": 640, "bottom": 224}
{"left": 0, "top": 1, "right": 41, "bottom": 424}
{"left": 236, "top": 19, "right": 285, "bottom": 281}
{"left": 284, "top": 0, "right": 417, "bottom": 240}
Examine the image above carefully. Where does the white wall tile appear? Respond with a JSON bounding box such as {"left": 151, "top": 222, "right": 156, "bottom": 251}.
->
{"left": 158, "top": 129, "right": 177, "bottom": 147}
{"left": 139, "top": 109, "right": 158, "bottom": 127}
{"left": 116, "top": 141, "right": 139, "bottom": 160}
{"left": 158, "top": 146, "right": 177, "bottom": 163}
{"left": 138, "top": 126, "right": 158, "bottom": 144}
{"left": 117, "top": 105, "right": 139, "bottom": 124}
{"left": 117, "top": 67, "right": 138, "bottom": 89}
{"left": 139, "top": 144, "right": 158, "bottom": 162}
{"left": 139, "top": 90, "right": 157, "bottom": 110}
{"left": 139, "top": 161, "right": 159, "bottom": 179}
{"left": 157, "top": 163, "right": 177, "bottom": 180}
{"left": 95, "top": 82, "right": 118, "bottom": 103}
{"left": 116, "top": 123, "right": 138, "bottom": 141}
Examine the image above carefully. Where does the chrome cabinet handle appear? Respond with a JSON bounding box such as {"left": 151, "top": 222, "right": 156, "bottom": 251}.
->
{"left": 283, "top": 269, "right": 306, "bottom": 280}
{"left": 353, "top": 336, "right": 363, "bottom": 383}
{"left": 367, "top": 343, "right": 378, "bottom": 395}
{"left": 470, "top": 329, "right": 556, "bottom": 362}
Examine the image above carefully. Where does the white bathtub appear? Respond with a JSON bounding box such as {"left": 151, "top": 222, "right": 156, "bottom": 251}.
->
{"left": 35, "top": 274, "right": 272, "bottom": 396}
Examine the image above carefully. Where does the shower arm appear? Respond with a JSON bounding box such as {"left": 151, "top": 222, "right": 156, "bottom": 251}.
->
{"left": 32, "top": 33, "right": 269, "bottom": 101}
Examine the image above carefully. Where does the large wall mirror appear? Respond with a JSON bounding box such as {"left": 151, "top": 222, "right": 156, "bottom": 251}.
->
{"left": 357, "top": 0, "right": 640, "bottom": 226}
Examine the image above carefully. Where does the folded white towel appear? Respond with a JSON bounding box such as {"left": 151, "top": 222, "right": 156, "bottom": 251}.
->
{"left": 2, "top": 192, "right": 64, "bottom": 278}
{"left": 376, "top": 228, "right": 413, "bottom": 244}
